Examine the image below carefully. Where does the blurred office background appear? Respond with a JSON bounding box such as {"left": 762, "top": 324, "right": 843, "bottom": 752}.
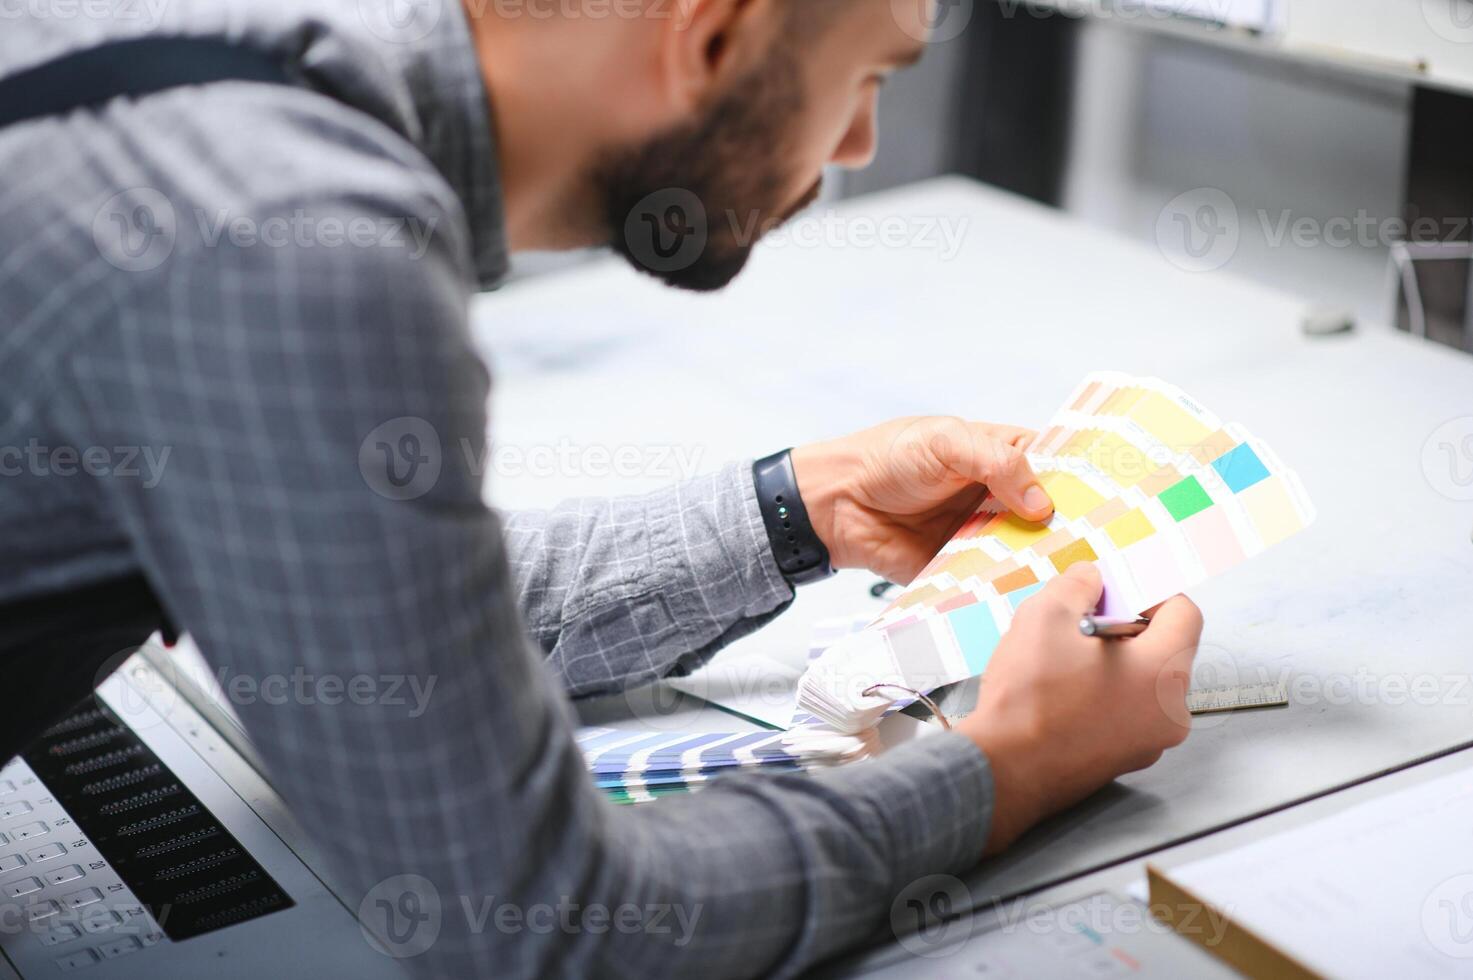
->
{"left": 843, "top": 0, "right": 1473, "bottom": 351}
{"left": 509, "top": 2, "right": 1473, "bottom": 352}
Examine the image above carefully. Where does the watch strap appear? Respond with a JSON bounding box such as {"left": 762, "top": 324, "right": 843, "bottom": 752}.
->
{"left": 752, "top": 450, "right": 834, "bottom": 586}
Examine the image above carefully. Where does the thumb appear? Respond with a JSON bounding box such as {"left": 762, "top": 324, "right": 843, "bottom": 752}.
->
{"left": 1137, "top": 596, "right": 1205, "bottom": 665}
{"left": 1042, "top": 561, "right": 1104, "bottom": 617}
{"left": 954, "top": 422, "right": 1053, "bottom": 522}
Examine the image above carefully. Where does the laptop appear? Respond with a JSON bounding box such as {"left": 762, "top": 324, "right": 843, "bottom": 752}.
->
{"left": 0, "top": 640, "right": 406, "bottom": 979}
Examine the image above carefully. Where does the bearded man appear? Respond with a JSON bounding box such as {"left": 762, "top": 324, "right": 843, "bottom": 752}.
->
{"left": 0, "top": 2, "right": 1201, "bottom": 976}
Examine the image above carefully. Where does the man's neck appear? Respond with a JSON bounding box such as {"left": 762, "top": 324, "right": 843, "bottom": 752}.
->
{"left": 459, "top": 5, "right": 608, "bottom": 253}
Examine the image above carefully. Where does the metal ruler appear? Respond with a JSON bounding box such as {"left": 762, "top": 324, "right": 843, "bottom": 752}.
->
{"left": 1186, "top": 681, "right": 1289, "bottom": 714}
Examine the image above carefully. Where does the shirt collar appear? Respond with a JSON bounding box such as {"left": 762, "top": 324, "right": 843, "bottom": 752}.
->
{"left": 395, "top": 1, "right": 510, "bottom": 289}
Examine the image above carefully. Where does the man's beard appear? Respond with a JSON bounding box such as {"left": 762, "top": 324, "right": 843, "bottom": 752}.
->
{"left": 593, "top": 42, "right": 815, "bottom": 292}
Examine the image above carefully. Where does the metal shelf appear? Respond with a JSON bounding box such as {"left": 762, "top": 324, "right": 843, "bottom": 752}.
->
{"left": 1009, "top": 0, "right": 1473, "bottom": 97}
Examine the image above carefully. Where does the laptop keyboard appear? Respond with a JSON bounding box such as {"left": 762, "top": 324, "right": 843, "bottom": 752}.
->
{"left": 0, "top": 699, "right": 293, "bottom": 974}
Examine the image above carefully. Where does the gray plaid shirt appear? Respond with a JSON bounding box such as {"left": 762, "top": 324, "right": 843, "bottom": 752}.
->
{"left": 0, "top": 2, "right": 994, "bottom": 976}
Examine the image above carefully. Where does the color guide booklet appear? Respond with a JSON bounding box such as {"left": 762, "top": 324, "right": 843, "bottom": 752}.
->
{"left": 575, "top": 726, "right": 875, "bottom": 805}
{"left": 579, "top": 615, "right": 928, "bottom": 804}
{"left": 798, "top": 372, "right": 1317, "bottom": 733}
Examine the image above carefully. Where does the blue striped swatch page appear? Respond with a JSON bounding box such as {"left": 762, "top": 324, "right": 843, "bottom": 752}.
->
{"left": 576, "top": 728, "right": 806, "bottom": 805}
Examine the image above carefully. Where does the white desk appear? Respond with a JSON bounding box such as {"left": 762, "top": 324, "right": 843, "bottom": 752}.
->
{"left": 470, "top": 176, "right": 1473, "bottom": 942}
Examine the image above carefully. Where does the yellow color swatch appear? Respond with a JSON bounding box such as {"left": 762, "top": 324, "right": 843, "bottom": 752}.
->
{"left": 1086, "top": 431, "right": 1160, "bottom": 487}
{"left": 1104, "top": 509, "right": 1156, "bottom": 548}
{"left": 1039, "top": 471, "right": 1107, "bottom": 520}
{"left": 1049, "top": 537, "right": 1099, "bottom": 573}
{"left": 1061, "top": 429, "right": 1099, "bottom": 458}
{"left": 1241, "top": 477, "right": 1302, "bottom": 547}
{"left": 985, "top": 513, "right": 1054, "bottom": 551}
{"left": 1129, "top": 392, "right": 1213, "bottom": 450}
{"left": 896, "top": 583, "right": 942, "bottom": 609}
{"left": 939, "top": 548, "right": 998, "bottom": 582}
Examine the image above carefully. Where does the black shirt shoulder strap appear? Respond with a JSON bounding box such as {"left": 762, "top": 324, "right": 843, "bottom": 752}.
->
{"left": 0, "top": 36, "right": 291, "bottom": 130}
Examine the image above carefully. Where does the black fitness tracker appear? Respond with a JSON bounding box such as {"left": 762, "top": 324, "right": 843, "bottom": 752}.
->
{"left": 753, "top": 450, "right": 834, "bottom": 586}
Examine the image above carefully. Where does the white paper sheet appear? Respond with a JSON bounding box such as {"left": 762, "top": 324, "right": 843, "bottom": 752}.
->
{"left": 1162, "top": 765, "right": 1473, "bottom": 977}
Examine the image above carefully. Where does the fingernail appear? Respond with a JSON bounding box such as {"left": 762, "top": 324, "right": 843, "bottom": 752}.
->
{"left": 1023, "top": 486, "right": 1050, "bottom": 513}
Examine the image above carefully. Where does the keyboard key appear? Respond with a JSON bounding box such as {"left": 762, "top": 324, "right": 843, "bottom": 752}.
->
{"left": 63, "top": 887, "right": 103, "bottom": 910}
{"left": 28, "top": 842, "right": 66, "bottom": 862}
{"left": 1, "top": 875, "right": 43, "bottom": 898}
{"left": 0, "top": 854, "right": 25, "bottom": 873}
{"left": 0, "top": 779, "right": 16, "bottom": 797}
{"left": 99, "top": 936, "right": 141, "bottom": 959}
{"left": 0, "top": 801, "right": 33, "bottom": 820}
{"left": 81, "top": 910, "right": 122, "bottom": 934}
{"left": 28, "top": 900, "right": 60, "bottom": 922}
{"left": 54, "top": 948, "right": 99, "bottom": 971}
{"left": 45, "top": 864, "right": 85, "bottom": 886}
{"left": 10, "top": 821, "right": 49, "bottom": 841}
{"left": 40, "top": 923, "right": 82, "bottom": 946}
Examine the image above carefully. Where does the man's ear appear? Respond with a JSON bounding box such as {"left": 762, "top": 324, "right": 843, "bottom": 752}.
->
{"left": 660, "top": 0, "right": 777, "bottom": 111}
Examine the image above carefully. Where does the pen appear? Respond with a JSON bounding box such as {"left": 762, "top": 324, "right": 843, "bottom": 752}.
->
{"left": 1079, "top": 615, "right": 1151, "bottom": 639}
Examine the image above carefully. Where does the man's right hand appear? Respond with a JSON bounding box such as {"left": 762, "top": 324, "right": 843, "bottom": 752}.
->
{"left": 958, "top": 562, "right": 1204, "bottom": 854}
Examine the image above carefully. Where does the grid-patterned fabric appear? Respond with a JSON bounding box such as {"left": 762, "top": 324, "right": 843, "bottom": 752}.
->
{"left": 0, "top": 3, "right": 995, "bottom": 977}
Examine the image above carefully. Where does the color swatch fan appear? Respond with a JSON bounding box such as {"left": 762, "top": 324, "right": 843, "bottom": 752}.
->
{"left": 576, "top": 726, "right": 876, "bottom": 805}
{"left": 797, "top": 372, "right": 1316, "bottom": 733}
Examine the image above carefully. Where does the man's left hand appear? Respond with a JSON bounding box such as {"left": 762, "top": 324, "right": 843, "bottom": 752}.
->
{"left": 791, "top": 416, "right": 1054, "bottom": 585}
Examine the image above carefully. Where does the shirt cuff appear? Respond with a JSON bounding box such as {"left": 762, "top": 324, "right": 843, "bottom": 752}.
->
{"left": 649, "top": 460, "right": 793, "bottom": 626}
